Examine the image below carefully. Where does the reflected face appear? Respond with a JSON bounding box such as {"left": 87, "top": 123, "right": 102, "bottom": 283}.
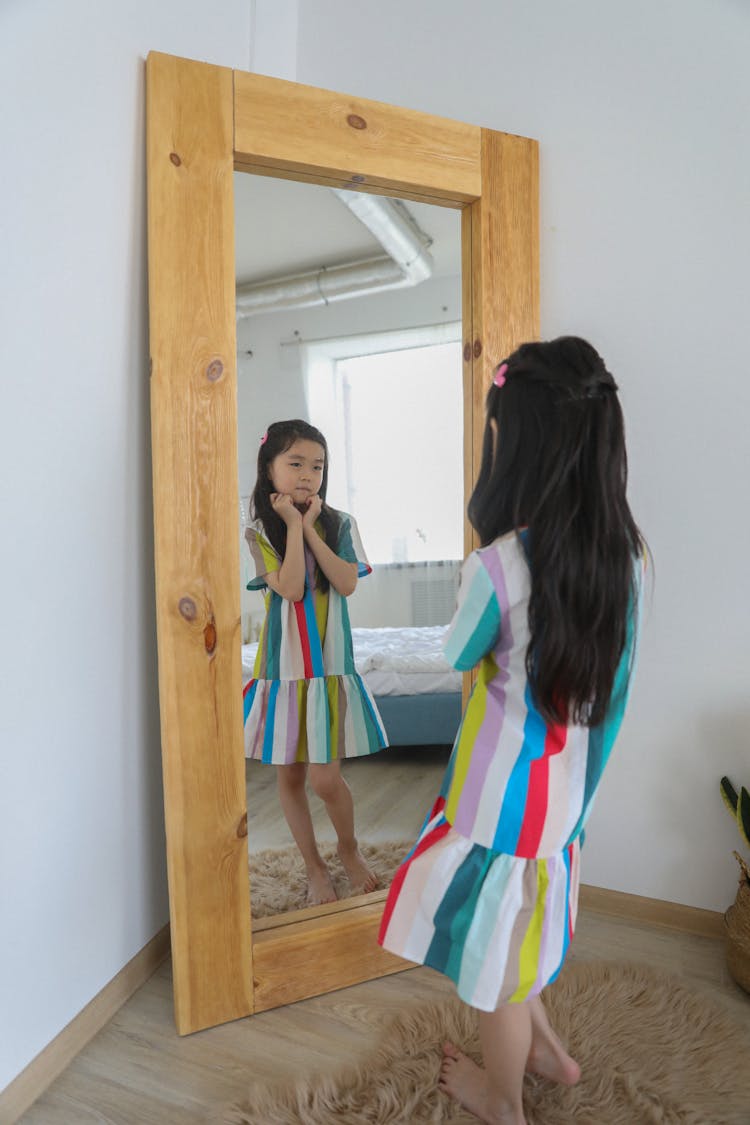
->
{"left": 268, "top": 439, "right": 325, "bottom": 507}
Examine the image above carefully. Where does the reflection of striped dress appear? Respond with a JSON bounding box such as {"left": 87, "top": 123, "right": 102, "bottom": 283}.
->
{"left": 379, "top": 532, "right": 642, "bottom": 1011}
{"left": 242, "top": 511, "right": 387, "bottom": 765}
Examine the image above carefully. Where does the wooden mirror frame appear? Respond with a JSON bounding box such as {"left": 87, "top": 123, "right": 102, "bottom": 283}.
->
{"left": 146, "top": 50, "right": 538, "bottom": 1035}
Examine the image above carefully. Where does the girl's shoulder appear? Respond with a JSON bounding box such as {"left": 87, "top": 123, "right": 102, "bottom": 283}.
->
{"left": 465, "top": 532, "right": 530, "bottom": 600}
{"left": 246, "top": 518, "right": 280, "bottom": 555}
{"left": 247, "top": 517, "right": 268, "bottom": 539}
{"left": 326, "top": 507, "right": 358, "bottom": 535}
{"left": 474, "top": 530, "right": 529, "bottom": 567}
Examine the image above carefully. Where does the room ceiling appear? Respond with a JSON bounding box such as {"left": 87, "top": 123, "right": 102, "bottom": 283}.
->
{"left": 233, "top": 172, "right": 461, "bottom": 287}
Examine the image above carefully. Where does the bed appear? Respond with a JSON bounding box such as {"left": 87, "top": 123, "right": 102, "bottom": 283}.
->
{"left": 241, "top": 624, "right": 462, "bottom": 747}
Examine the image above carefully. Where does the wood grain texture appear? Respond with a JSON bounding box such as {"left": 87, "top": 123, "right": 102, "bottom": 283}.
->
{"left": 146, "top": 51, "right": 253, "bottom": 1035}
{"left": 461, "top": 204, "right": 475, "bottom": 558}
{"left": 147, "top": 52, "right": 539, "bottom": 1036}
{"left": 459, "top": 129, "right": 539, "bottom": 695}
{"left": 252, "top": 903, "right": 410, "bottom": 1013}
{"left": 469, "top": 129, "right": 540, "bottom": 461}
{"left": 234, "top": 70, "right": 481, "bottom": 203}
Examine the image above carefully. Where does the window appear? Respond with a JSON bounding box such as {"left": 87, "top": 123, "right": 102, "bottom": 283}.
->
{"left": 304, "top": 325, "right": 463, "bottom": 564}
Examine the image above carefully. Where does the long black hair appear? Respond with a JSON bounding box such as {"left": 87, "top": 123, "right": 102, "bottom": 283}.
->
{"left": 251, "top": 419, "right": 340, "bottom": 594}
{"left": 468, "top": 336, "right": 645, "bottom": 727}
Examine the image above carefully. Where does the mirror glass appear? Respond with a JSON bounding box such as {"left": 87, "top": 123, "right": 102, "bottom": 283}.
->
{"left": 235, "top": 172, "right": 464, "bottom": 923}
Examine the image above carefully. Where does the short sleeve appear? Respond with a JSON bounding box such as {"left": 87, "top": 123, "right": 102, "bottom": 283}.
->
{"left": 443, "top": 552, "right": 501, "bottom": 671}
{"left": 336, "top": 513, "right": 372, "bottom": 578}
{"left": 245, "top": 522, "right": 281, "bottom": 591}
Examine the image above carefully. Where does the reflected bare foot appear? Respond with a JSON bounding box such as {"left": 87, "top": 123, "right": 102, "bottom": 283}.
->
{"left": 306, "top": 863, "right": 337, "bottom": 905}
{"left": 439, "top": 1043, "right": 525, "bottom": 1125}
{"left": 337, "top": 841, "right": 378, "bottom": 894}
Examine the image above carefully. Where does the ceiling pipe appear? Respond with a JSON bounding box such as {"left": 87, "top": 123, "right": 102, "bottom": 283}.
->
{"left": 330, "top": 189, "right": 433, "bottom": 285}
{"left": 235, "top": 193, "right": 434, "bottom": 319}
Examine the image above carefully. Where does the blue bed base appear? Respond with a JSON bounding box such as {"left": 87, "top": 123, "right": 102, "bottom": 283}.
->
{"left": 374, "top": 691, "right": 461, "bottom": 748}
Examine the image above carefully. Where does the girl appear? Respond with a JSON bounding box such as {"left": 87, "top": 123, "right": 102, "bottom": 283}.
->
{"left": 379, "top": 337, "right": 646, "bottom": 1125}
{"left": 243, "top": 419, "right": 388, "bottom": 906}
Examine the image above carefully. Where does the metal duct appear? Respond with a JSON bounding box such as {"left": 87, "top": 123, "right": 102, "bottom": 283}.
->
{"left": 330, "top": 190, "right": 433, "bottom": 285}
{"left": 235, "top": 194, "right": 434, "bottom": 318}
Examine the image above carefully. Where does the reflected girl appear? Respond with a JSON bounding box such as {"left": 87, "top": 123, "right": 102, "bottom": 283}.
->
{"left": 243, "top": 419, "right": 388, "bottom": 905}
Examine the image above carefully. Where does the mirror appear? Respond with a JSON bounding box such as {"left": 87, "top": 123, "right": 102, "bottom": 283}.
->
{"left": 146, "top": 51, "right": 538, "bottom": 1034}
{"left": 234, "top": 173, "right": 464, "bottom": 922}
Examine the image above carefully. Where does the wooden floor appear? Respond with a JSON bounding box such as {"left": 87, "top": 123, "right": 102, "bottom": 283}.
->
{"left": 246, "top": 746, "right": 450, "bottom": 853}
{"left": 19, "top": 908, "right": 749, "bottom": 1124}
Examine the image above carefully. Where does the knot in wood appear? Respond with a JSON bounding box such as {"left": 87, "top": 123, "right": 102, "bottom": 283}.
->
{"left": 463, "top": 343, "right": 472, "bottom": 363}
{"left": 473, "top": 339, "right": 483, "bottom": 359}
{"left": 346, "top": 114, "right": 367, "bottom": 130}
{"left": 178, "top": 597, "right": 197, "bottom": 621}
{"left": 203, "top": 619, "right": 217, "bottom": 654}
{"left": 236, "top": 813, "right": 248, "bottom": 839}
{"left": 169, "top": 152, "right": 182, "bottom": 167}
{"left": 350, "top": 174, "right": 365, "bottom": 183}
{"left": 206, "top": 359, "right": 224, "bottom": 382}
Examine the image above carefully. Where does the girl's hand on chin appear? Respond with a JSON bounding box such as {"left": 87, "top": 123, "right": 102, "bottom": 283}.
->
{"left": 302, "top": 495, "right": 322, "bottom": 527}
{"left": 271, "top": 492, "right": 302, "bottom": 525}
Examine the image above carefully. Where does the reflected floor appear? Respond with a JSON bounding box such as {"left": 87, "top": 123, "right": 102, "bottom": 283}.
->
{"left": 246, "top": 745, "right": 451, "bottom": 854}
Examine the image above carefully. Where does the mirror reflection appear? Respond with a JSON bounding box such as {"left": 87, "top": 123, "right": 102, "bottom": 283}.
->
{"left": 234, "top": 173, "right": 463, "bottom": 921}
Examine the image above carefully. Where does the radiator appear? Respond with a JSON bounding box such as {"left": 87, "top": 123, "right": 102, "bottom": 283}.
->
{"left": 410, "top": 576, "right": 457, "bottom": 626}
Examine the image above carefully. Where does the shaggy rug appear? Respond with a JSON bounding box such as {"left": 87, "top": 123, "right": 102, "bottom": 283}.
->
{"left": 213, "top": 961, "right": 750, "bottom": 1124}
{"left": 249, "top": 840, "right": 410, "bottom": 918}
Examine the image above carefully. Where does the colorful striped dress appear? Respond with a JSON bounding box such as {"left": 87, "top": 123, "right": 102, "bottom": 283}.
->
{"left": 242, "top": 510, "right": 388, "bottom": 765}
{"left": 378, "top": 531, "right": 642, "bottom": 1011}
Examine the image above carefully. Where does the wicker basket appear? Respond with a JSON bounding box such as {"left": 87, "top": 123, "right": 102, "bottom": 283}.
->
{"left": 725, "top": 852, "right": 750, "bottom": 994}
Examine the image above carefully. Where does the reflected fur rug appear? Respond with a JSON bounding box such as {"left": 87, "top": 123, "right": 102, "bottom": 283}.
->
{"left": 213, "top": 961, "right": 750, "bottom": 1124}
{"left": 249, "top": 840, "right": 410, "bottom": 918}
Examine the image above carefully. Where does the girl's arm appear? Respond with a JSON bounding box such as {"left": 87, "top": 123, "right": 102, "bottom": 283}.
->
{"left": 302, "top": 499, "right": 358, "bottom": 596}
{"left": 443, "top": 552, "right": 501, "bottom": 670}
{"left": 264, "top": 495, "right": 306, "bottom": 602}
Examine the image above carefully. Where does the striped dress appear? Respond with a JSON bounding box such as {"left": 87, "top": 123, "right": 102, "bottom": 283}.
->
{"left": 378, "top": 531, "right": 642, "bottom": 1011}
{"left": 242, "top": 510, "right": 388, "bottom": 765}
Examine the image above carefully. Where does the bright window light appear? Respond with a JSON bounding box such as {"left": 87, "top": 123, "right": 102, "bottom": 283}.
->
{"left": 307, "top": 334, "right": 463, "bottom": 564}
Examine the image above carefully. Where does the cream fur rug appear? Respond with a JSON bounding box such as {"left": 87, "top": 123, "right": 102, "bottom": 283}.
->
{"left": 249, "top": 840, "right": 410, "bottom": 918}
{"left": 213, "top": 961, "right": 750, "bottom": 1124}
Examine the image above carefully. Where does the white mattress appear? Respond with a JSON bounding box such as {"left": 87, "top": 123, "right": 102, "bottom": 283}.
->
{"left": 241, "top": 624, "right": 461, "bottom": 697}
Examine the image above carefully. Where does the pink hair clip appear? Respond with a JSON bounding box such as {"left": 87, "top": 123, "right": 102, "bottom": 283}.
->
{"left": 260, "top": 431, "right": 268, "bottom": 445}
{"left": 493, "top": 363, "right": 509, "bottom": 388}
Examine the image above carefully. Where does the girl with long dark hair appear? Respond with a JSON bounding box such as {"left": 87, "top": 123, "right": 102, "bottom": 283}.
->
{"left": 244, "top": 419, "right": 387, "bottom": 905}
{"left": 379, "top": 338, "right": 646, "bottom": 1124}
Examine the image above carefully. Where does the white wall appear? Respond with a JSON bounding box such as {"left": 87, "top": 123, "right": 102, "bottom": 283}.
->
{"left": 3, "top": 0, "right": 748, "bottom": 1098}
{"left": 297, "top": 0, "right": 750, "bottom": 912}
{"left": 0, "top": 0, "right": 255, "bottom": 1094}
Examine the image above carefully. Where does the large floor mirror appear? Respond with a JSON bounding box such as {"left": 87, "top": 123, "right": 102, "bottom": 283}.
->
{"left": 146, "top": 51, "right": 539, "bottom": 1035}
{"left": 236, "top": 172, "right": 463, "bottom": 921}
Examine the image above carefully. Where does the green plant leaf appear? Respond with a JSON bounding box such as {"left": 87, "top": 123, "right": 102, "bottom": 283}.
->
{"left": 720, "top": 775, "right": 739, "bottom": 817}
{"left": 738, "top": 787, "right": 750, "bottom": 850}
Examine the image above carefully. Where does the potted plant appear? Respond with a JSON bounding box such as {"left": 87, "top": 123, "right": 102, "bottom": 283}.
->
{"left": 720, "top": 776, "right": 750, "bottom": 993}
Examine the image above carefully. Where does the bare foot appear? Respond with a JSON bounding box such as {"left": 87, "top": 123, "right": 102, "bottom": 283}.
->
{"left": 305, "top": 863, "right": 337, "bottom": 905}
{"left": 526, "top": 1035, "right": 581, "bottom": 1086}
{"left": 337, "top": 842, "right": 378, "bottom": 894}
{"left": 439, "top": 1043, "right": 526, "bottom": 1125}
